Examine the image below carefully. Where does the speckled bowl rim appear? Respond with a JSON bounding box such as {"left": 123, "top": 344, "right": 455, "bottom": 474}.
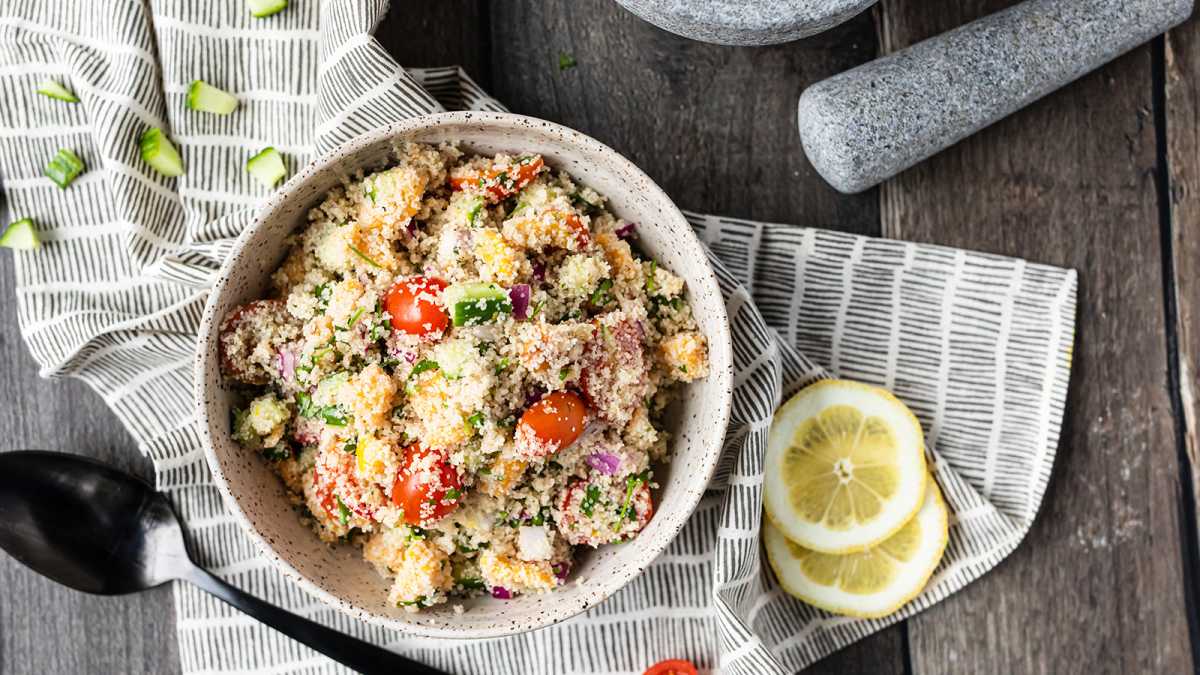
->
{"left": 193, "top": 111, "right": 733, "bottom": 639}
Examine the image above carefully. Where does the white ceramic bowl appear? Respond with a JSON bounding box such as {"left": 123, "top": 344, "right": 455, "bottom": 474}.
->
{"left": 194, "top": 111, "right": 733, "bottom": 638}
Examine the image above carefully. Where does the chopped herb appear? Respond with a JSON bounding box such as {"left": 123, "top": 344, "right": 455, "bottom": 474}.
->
{"left": 444, "top": 487, "right": 461, "bottom": 502}
{"left": 457, "top": 577, "right": 486, "bottom": 590}
{"left": 589, "top": 279, "right": 613, "bottom": 307}
{"left": 396, "top": 596, "right": 427, "bottom": 608}
{"left": 467, "top": 411, "right": 486, "bottom": 431}
{"left": 616, "top": 471, "right": 651, "bottom": 526}
{"left": 337, "top": 306, "right": 365, "bottom": 331}
{"left": 558, "top": 53, "right": 577, "bottom": 70}
{"left": 494, "top": 356, "right": 511, "bottom": 374}
{"left": 531, "top": 508, "right": 548, "bottom": 526}
{"left": 263, "top": 444, "right": 291, "bottom": 461}
{"left": 679, "top": 365, "right": 688, "bottom": 373}
{"left": 406, "top": 526, "right": 427, "bottom": 541}
{"left": 580, "top": 484, "right": 602, "bottom": 517}
{"left": 295, "top": 391, "right": 348, "bottom": 427}
{"left": 342, "top": 437, "right": 357, "bottom": 453}
{"left": 510, "top": 200, "right": 528, "bottom": 217}
{"left": 410, "top": 359, "right": 439, "bottom": 377}
{"left": 363, "top": 180, "right": 377, "bottom": 204}
{"left": 645, "top": 260, "right": 658, "bottom": 292}
{"left": 348, "top": 244, "right": 383, "bottom": 268}
{"left": 466, "top": 199, "right": 484, "bottom": 227}
{"left": 558, "top": 367, "right": 570, "bottom": 381}
{"left": 336, "top": 497, "right": 351, "bottom": 525}
{"left": 530, "top": 301, "right": 545, "bottom": 318}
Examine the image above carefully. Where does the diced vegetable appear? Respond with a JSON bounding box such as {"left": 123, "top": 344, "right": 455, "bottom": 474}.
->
{"left": 246, "top": 146, "right": 285, "bottom": 187}
{"left": 509, "top": 284, "right": 531, "bottom": 320}
{"left": 0, "top": 218, "right": 41, "bottom": 250}
{"left": 444, "top": 282, "right": 512, "bottom": 326}
{"left": 246, "top": 146, "right": 287, "bottom": 188}
{"left": 434, "top": 340, "right": 474, "bottom": 379}
{"left": 247, "top": 0, "right": 288, "bottom": 17}
{"left": 186, "top": 80, "right": 238, "bottom": 114}
{"left": 36, "top": 80, "right": 79, "bottom": 103}
{"left": 139, "top": 127, "right": 184, "bottom": 177}
{"left": 44, "top": 148, "right": 85, "bottom": 189}
{"left": 558, "top": 53, "right": 577, "bottom": 71}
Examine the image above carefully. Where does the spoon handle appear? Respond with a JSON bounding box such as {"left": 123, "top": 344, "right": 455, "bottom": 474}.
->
{"left": 183, "top": 564, "right": 447, "bottom": 675}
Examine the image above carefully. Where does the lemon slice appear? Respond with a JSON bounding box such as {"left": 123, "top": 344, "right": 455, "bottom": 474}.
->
{"left": 763, "top": 379, "right": 926, "bottom": 553}
{"left": 764, "top": 477, "right": 949, "bottom": 619}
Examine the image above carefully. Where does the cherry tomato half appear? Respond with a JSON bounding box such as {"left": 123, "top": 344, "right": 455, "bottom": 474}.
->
{"left": 391, "top": 444, "right": 462, "bottom": 526}
{"left": 385, "top": 276, "right": 448, "bottom": 337}
{"left": 516, "top": 390, "right": 588, "bottom": 457}
{"left": 643, "top": 659, "right": 698, "bottom": 675}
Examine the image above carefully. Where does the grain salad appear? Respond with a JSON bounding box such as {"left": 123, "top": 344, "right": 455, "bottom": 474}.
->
{"left": 219, "top": 142, "right": 710, "bottom": 611}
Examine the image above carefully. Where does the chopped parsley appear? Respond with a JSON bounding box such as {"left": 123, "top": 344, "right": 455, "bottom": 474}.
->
{"left": 347, "top": 243, "right": 383, "bottom": 269}
{"left": 494, "top": 356, "right": 511, "bottom": 374}
{"left": 337, "top": 306, "right": 365, "bottom": 331}
{"left": 466, "top": 199, "right": 484, "bottom": 227}
{"left": 457, "top": 577, "right": 486, "bottom": 590}
{"left": 467, "top": 411, "right": 486, "bottom": 431}
{"left": 558, "top": 53, "right": 577, "bottom": 71}
{"left": 342, "top": 437, "right": 357, "bottom": 454}
{"left": 295, "top": 391, "right": 348, "bottom": 426}
{"left": 589, "top": 278, "right": 613, "bottom": 307}
{"left": 644, "top": 260, "right": 657, "bottom": 292}
{"left": 336, "top": 497, "right": 351, "bottom": 526}
{"left": 580, "top": 484, "right": 602, "bottom": 517}
{"left": 396, "top": 596, "right": 428, "bottom": 608}
{"left": 410, "top": 359, "right": 439, "bottom": 378}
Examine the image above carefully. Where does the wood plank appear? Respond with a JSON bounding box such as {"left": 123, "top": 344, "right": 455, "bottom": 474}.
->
{"left": 1165, "top": 10, "right": 1200, "bottom": 665}
{"left": 877, "top": 1, "right": 1196, "bottom": 673}
{"left": 488, "top": 2, "right": 903, "bottom": 672}
{"left": 0, "top": 207, "right": 180, "bottom": 675}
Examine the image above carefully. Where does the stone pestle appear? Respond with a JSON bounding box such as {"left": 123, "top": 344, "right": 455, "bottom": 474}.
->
{"left": 797, "top": 0, "right": 1194, "bottom": 194}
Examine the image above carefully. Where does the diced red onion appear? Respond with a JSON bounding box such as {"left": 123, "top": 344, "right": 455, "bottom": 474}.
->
{"left": 614, "top": 221, "right": 638, "bottom": 240}
{"left": 406, "top": 221, "right": 418, "bottom": 237}
{"left": 552, "top": 561, "right": 572, "bottom": 581}
{"left": 531, "top": 261, "right": 546, "bottom": 282}
{"left": 524, "top": 386, "right": 546, "bottom": 407}
{"left": 509, "top": 284, "right": 531, "bottom": 320}
{"left": 491, "top": 586, "right": 513, "bottom": 599}
{"left": 276, "top": 348, "right": 296, "bottom": 382}
{"left": 586, "top": 452, "right": 621, "bottom": 475}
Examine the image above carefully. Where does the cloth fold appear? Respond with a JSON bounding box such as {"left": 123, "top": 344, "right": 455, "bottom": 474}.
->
{"left": 0, "top": 2, "right": 1076, "bottom": 674}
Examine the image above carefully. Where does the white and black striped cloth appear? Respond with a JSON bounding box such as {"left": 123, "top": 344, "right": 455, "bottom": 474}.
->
{"left": 0, "top": 2, "right": 1077, "bottom": 673}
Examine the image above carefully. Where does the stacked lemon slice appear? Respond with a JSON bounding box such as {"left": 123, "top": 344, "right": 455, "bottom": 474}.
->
{"left": 762, "top": 380, "right": 948, "bottom": 619}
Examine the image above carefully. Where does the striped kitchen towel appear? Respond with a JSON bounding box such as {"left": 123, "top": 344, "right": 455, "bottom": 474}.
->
{"left": 0, "top": 2, "right": 1076, "bottom": 674}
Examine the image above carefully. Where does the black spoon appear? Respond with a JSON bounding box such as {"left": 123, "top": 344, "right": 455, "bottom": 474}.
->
{"left": 0, "top": 450, "right": 448, "bottom": 675}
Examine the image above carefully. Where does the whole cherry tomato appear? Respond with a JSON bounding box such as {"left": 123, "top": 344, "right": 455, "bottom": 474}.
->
{"left": 516, "top": 390, "right": 588, "bottom": 457}
{"left": 385, "top": 276, "right": 448, "bottom": 337}
{"left": 391, "top": 444, "right": 462, "bottom": 526}
{"left": 643, "top": 659, "right": 698, "bottom": 675}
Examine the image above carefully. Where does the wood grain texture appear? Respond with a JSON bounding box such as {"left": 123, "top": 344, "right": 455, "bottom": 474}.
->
{"left": 1165, "top": 12, "right": 1200, "bottom": 668}
{"left": 0, "top": 203, "right": 180, "bottom": 675}
{"left": 877, "top": 1, "right": 1197, "bottom": 673}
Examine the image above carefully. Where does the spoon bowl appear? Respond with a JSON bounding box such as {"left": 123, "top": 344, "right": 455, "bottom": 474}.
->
{"left": 0, "top": 450, "right": 446, "bottom": 675}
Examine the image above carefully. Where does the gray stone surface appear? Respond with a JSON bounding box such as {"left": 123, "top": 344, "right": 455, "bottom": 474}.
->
{"left": 798, "top": 0, "right": 1194, "bottom": 194}
{"left": 613, "top": 0, "right": 876, "bottom": 46}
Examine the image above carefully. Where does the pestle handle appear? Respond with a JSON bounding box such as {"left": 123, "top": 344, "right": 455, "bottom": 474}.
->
{"left": 798, "top": 0, "right": 1194, "bottom": 194}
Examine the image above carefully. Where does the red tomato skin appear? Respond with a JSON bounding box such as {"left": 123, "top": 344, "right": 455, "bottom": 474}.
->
{"left": 391, "top": 444, "right": 462, "bottom": 526}
{"left": 386, "top": 276, "right": 449, "bottom": 337}
{"left": 643, "top": 659, "right": 698, "bottom": 675}
{"left": 515, "top": 391, "right": 588, "bottom": 458}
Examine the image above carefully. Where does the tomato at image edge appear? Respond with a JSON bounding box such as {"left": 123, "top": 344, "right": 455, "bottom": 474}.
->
{"left": 385, "top": 275, "right": 448, "bottom": 336}
{"left": 644, "top": 659, "right": 698, "bottom": 675}
{"left": 391, "top": 444, "right": 462, "bottom": 526}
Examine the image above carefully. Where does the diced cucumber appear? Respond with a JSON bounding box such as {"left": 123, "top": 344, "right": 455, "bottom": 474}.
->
{"left": 246, "top": 147, "right": 286, "bottom": 188}
{"left": 186, "top": 80, "right": 238, "bottom": 114}
{"left": 36, "top": 80, "right": 79, "bottom": 103}
{"left": 445, "top": 282, "right": 512, "bottom": 326}
{"left": 247, "top": 0, "right": 288, "bottom": 17}
{"left": 0, "top": 218, "right": 40, "bottom": 250}
{"left": 139, "top": 127, "right": 184, "bottom": 177}
{"left": 315, "top": 371, "right": 350, "bottom": 404}
{"left": 435, "top": 340, "right": 475, "bottom": 379}
{"left": 44, "top": 148, "right": 85, "bottom": 189}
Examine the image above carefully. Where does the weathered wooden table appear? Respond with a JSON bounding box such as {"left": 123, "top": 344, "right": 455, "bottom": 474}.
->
{"left": 3, "top": 1, "right": 1199, "bottom": 672}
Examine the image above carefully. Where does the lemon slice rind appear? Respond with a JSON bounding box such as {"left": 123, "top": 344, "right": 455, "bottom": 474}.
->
{"left": 763, "top": 379, "right": 927, "bottom": 554}
{"left": 764, "top": 478, "right": 949, "bottom": 619}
